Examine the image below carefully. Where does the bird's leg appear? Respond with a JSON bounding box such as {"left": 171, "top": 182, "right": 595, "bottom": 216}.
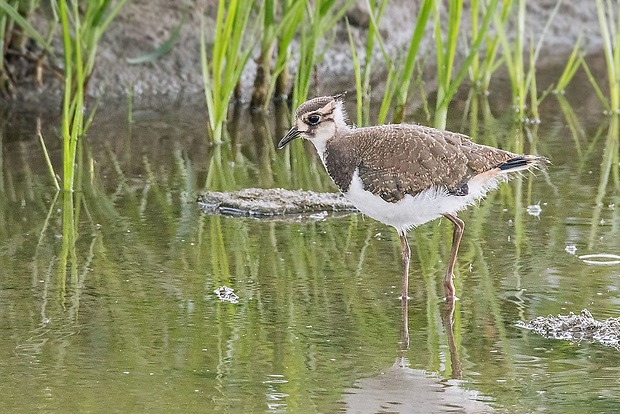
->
{"left": 399, "top": 232, "right": 411, "bottom": 301}
{"left": 443, "top": 214, "right": 464, "bottom": 301}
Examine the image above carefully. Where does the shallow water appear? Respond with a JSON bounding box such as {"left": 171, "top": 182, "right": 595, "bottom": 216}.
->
{"left": 1, "top": 69, "right": 620, "bottom": 412}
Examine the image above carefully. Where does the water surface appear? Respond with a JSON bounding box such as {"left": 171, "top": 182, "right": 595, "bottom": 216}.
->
{"left": 1, "top": 71, "right": 620, "bottom": 412}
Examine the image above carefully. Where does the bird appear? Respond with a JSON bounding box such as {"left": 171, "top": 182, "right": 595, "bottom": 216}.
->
{"left": 277, "top": 95, "right": 546, "bottom": 302}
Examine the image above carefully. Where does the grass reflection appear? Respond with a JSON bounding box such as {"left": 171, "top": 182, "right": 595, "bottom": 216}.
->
{"left": 3, "top": 86, "right": 620, "bottom": 411}
{"left": 589, "top": 114, "right": 619, "bottom": 247}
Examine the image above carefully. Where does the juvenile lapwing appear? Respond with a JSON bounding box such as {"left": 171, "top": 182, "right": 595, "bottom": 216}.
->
{"left": 278, "top": 95, "right": 545, "bottom": 301}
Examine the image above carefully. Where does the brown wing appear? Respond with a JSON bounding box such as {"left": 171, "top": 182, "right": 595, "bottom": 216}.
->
{"left": 349, "top": 124, "right": 515, "bottom": 203}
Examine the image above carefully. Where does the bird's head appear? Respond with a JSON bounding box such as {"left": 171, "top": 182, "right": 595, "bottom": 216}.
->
{"left": 277, "top": 94, "right": 348, "bottom": 150}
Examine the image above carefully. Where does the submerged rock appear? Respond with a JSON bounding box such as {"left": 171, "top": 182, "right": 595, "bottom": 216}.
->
{"left": 197, "top": 188, "right": 357, "bottom": 218}
{"left": 517, "top": 309, "right": 620, "bottom": 349}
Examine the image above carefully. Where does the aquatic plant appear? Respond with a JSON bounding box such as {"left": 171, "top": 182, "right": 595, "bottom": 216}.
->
{"left": 347, "top": 0, "right": 430, "bottom": 126}
{"left": 493, "top": 0, "right": 562, "bottom": 122}
{"left": 59, "top": 0, "right": 126, "bottom": 192}
{"left": 251, "top": 0, "right": 277, "bottom": 109}
{"left": 358, "top": 0, "right": 387, "bottom": 126}
{"left": 290, "top": 0, "right": 356, "bottom": 113}
{"left": 0, "top": 0, "right": 57, "bottom": 95}
{"left": 255, "top": 0, "right": 305, "bottom": 111}
{"left": 362, "top": 1, "right": 398, "bottom": 126}
{"left": 583, "top": 0, "right": 620, "bottom": 114}
{"left": 590, "top": 114, "right": 619, "bottom": 246}
{"left": 391, "top": 0, "right": 432, "bottom": 124}
{"left": 346, "top": 19, "right": 363, "bottom": 125}
{"left": 270, "top": 0, "right": 304, "bottom": 102}
{"left": 466, "top": 0, "right": 512, "bottom": 102}
{"left": 431, "top": 0, "right": 499, "bottom": 129}
{"left": 200, "top": 0, "right": 256, "bottom": 143}
{"left": 251, "top": 0, "right": 308, "bottom": 109}
{"left": 126, "top": 15, "right": 185, "bottom": 64}
{"left": 0, "top": 0, "right": 127, "bottom": 191}
{"left": 553, "top": 35, "right": 582, "bottom": 94}
{"left": 37, "top": 118, "right": 60, "bottom": 191}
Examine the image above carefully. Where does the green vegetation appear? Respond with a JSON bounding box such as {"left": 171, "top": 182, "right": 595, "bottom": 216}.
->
{"left": 432, "top": 0, "right": 498, "bottom": 129}
{"left": 3, "top": 91, "right": 619, "bottom": 411}
{"left": 0, "top": 0, "right": 125, "bottom": 192}
{"left": 1, "top": 3, "right": 620, "bottom": 411}
{"left": 290, "top": 0, "right": 356, "bottom": 114}
{"left": 36, "top": 117, "right": 59, "bottom": 191}
{"left": 0, "top": 0, "right": 57, "bottom": 96}
{"left": 584, "top": 0, "right": 620, "bottom": 114}
{"left": 58, "top": 0, "right": 126, "bottom": 192}
{"left": 494, "top": 0, "right": 562, "bottom": 122}
{"left": 392, "top": 0, "right": 431, "bottom": 124}
{"left": 0, "top": 0, "right": 618, "bottom": 150}
{"left": 201, "top": 0, "right": 256, "bottom": 143}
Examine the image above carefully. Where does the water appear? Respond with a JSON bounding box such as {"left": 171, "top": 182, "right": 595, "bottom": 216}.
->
{"left": 1, "top": 73, "right": 620, "bottom": 412}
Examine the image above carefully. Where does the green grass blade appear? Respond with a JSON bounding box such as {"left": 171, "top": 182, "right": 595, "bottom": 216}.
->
{"left": 555, "top": 33, "right": 582, "bottom": 91}
{"left": 37, "top": 118, "right": 60, "bottom": 191}
{"left": 524, "top": 0, "right": 563, "bottom": 94}
{"left": 378, "top": 63, "right": 398, "bottom": 124}
{"left": 580, "top": 54, "right": 611, "bottom": 110}
{"left": 0, "top": 0, "right": 56, "bottom": 57}
{"left": 84, "top": 96, "right": 101, "bottom": 134}
{"left": 393, "top": 0, "right": 432, "bottom": 119}
{"left": 346, "top": 18, "right": 362, "bottom": 125}
{"left": 127, "top": 15, "right": 185, "bottom": 64}
{"left": 200, "top": 15, "right": 216, "bottom": 133}
{"left": 437, "top": 0, "right": 499, "bottom": 111}
{"left": 596, "top": 0, "right": 618, "bottom": 110}
{"left": 444, "top": 0, "right": 463, "bottom": 85}
{"left": 363, "top": 0, "right": 392, "bottom": 66}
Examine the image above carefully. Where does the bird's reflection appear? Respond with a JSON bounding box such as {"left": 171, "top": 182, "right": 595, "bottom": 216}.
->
{"left": 396, "top": 297, "right": 461, "bottom": 380}
{"left": 342, "top": 298, "right": 492, "bottom": 412}
{"left": 441, "top": 299, "right": 462, "bottom": 379}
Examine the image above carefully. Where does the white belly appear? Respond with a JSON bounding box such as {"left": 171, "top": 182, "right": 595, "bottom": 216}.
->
{"left": 344, "top": 170, "right": 503, "bottom": 234}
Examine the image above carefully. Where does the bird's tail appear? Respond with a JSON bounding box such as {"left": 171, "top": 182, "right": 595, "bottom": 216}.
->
{"left": 498, "top": 155, "right": 548, "bottom": 174}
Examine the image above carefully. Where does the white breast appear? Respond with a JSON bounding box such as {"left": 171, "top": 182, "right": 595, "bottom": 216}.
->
{"left": 343, "top": 170, "right": 504, "bottom": 233}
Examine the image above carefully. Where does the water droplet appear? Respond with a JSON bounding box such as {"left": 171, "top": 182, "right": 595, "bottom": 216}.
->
{"left": 526, "top": 204, "right": 542, "bottom": 216}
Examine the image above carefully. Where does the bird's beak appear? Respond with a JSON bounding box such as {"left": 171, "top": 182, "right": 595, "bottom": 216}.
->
{"left": 278, "top": 127, "right": 300, "bottom": 149}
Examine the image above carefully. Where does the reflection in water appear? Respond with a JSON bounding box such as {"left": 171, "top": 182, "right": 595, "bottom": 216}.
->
{"left": 344, "top": 298, "right": 487, "bottom": 412}
{"left": 1, "top": 74, "right": 620, "bottom": 411}
{"left": 441, "top": 300, "right": 462, "bottom": 380}
{"left": 589, "top": 114, "right": 619, "bottom": 247}
{"left": 398, "top": 296, "right": 461, "bottom": 381}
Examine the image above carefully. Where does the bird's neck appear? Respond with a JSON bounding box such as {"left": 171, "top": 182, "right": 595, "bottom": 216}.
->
{"left": 310, "top": 125, "right": 350, "bottom": 165}
{"left": 333, "top": 101, "right": 349, "bottom": 130}
{"left": 311, "top": 102, "right": 350, "bottom": 163}
{"left": 310, "top": 134, "right": 331, "bottom": 164}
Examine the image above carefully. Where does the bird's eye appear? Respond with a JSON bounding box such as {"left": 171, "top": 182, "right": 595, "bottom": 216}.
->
{"left": 307, "top": 114, "right": 320, "bottom": 125}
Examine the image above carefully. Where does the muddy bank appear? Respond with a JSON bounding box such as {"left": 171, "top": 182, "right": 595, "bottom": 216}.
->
{"left": 198, "top": 188, "right": 357, "bottom": 219}
{"left": 518, "top": 309, "right": 620, "bottom": 349}
{"left": 5, "top": 0, "right": 605, "bottom": 108}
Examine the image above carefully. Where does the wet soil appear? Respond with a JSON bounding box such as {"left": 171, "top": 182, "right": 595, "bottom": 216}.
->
{"left": 5, "top": 0, "right": 607, "bottom": 107}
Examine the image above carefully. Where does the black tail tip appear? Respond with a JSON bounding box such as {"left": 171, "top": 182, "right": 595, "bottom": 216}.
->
{"left": 499, "top": 155, "right": 549, "bottom": 171}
